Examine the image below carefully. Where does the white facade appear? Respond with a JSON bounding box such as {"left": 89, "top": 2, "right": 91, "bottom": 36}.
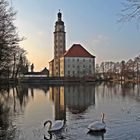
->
{"left": 60, "top": 57, "right": 95, "bottom": 77}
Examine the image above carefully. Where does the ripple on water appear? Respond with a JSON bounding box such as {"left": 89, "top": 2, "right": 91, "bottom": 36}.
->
{"left": 105, "top": 116, "right": 140, "bottom": 140}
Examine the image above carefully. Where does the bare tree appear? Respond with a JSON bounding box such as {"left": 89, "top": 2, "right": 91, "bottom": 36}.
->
{"left": 96, "top": 54, "right": 140, "bottom": 82}
{"left": 119, "top": 0, "right": 140, "bottom": 23}
{"left": 11, "top": 47, "right": 29, "bottom": 78}
{"left": 134, "top": 55, "right": 140, "bottom": 81}
{"left": 0, "top": 0, "right": 27, "bottom": 79}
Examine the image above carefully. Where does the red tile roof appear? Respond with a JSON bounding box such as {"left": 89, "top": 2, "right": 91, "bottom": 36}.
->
{"left": 64, "top": 44, "right": 95, "bottom": 58}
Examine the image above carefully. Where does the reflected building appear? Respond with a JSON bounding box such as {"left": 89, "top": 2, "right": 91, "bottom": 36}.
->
{"left": 49, "top": 86, "right": 66, "bottom": 121}
{"left": 65, "top": 84, "right": 95, "bottom": 114}
{"left": 49, "top": 84, "right": 95, "bottom": 120}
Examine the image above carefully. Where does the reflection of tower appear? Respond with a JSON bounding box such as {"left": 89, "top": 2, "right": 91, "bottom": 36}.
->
{"left": 54, "top": 11, "right": 66, "bottom": 77}
{"left": 49, "top": 84, "right": 95, "bottom": 119}
{"left": 65, "top": 84, "right": 95, "bottom": 114}
{"left": 49, "top": 86, "right": 66, "bottom": 121}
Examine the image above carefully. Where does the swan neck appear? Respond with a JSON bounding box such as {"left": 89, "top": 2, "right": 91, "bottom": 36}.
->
{"left": 48, "top": 120, "right": 52, "bottom": 130}
{"left": 44, "top": 120, "right": 52, "bottom": 130}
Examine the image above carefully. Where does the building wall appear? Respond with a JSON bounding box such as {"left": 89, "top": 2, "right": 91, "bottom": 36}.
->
{"left": 63, "top": 57, "right": 95, "bottom": 77}
{"left": 49, "top": 61, "right": 54, "bottom": 77}
{"left": 53, "top": 13, "right": 66, "bottom": 77}
{"left": 54, "top": 32, "right": 66, "bottom": 77}
{"left": 60, "top": 57, "right": 65, "bottom": 77}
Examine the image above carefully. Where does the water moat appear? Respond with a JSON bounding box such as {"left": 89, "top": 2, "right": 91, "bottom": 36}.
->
{"left": 0, "top": 82, "right": 140, "bottom": 140}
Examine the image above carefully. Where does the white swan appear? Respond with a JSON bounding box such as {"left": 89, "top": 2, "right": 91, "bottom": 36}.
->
{"left": 88, "top": 113, "right": 106, "bottom": 132}
{"left": 44, "top": 120, "right": 64, "bottom": 133}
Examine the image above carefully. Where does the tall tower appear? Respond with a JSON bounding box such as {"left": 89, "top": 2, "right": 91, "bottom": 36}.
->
{"left": 54, "top": 10, "right": 66, "bottom": 77}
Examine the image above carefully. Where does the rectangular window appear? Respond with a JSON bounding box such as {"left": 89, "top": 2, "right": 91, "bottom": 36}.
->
{"left": 73, "top": 71, "right": 75, "bottom": 75}
{"left": 89, "top": 70, "right": 92, "bottom": 74}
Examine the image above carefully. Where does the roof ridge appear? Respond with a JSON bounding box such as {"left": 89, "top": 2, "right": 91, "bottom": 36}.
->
{"left": 63, "top": 44, "right": 95, "bottom": 58}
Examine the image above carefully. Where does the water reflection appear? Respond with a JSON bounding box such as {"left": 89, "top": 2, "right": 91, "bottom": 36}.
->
{"left": 10, "top": 84, "right": 49, "bottom": 114}
{"left": 87, "top": 130, "right": 106, "bottom": 140}
{"left": 0, "top": 82, "right": 140, "bottom": 140}
{"left": 65, "top": 84, "right": 95, "bottom": 114}
{"left": 44, "top": 133, "right": 52, "bottom": 140}
{"left": 0, "top": 84, "right": 49, "bottom": 140}
{"left": 0, "top": 85, "right": 16, "bottom": 140}
{"left": 49, "top": 84, "right": 95, "bottom": 120}
{"left": 47, "top": 84, "right": 95, "bottom": 139}
{"left": 49, "top": 86, "right": 66, "bottom": 121}
{"left": 95, "top": 82, "right": 140, "bottom": 102}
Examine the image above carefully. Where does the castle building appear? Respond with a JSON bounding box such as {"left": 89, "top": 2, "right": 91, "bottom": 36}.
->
{"left": 49, "top": 11, "right": 95, "bottom": 77}
{"left": 60, "top": 44, "right": 95, "bottom": 77}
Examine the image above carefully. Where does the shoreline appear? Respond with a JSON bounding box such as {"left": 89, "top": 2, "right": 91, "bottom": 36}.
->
{"left": 0, "top": 77, "right": 140, "bottom": 85}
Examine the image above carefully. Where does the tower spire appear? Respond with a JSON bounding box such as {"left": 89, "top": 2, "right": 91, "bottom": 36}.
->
{"left": 57, "top": 10, "right": 62, "bottom": 21}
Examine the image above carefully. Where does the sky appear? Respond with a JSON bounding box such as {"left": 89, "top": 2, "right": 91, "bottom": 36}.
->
{"left": 9, "top": 0, "right": 140, "bottom": 71}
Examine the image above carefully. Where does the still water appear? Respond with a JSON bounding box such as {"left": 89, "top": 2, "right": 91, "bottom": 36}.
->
{"left": 0, "top": 82, "right": 140, "bottom": 140}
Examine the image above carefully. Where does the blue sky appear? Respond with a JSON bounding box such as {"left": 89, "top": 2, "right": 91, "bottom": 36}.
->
{"left": 10, "top": 0, "right": 140, "bottom": 71}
